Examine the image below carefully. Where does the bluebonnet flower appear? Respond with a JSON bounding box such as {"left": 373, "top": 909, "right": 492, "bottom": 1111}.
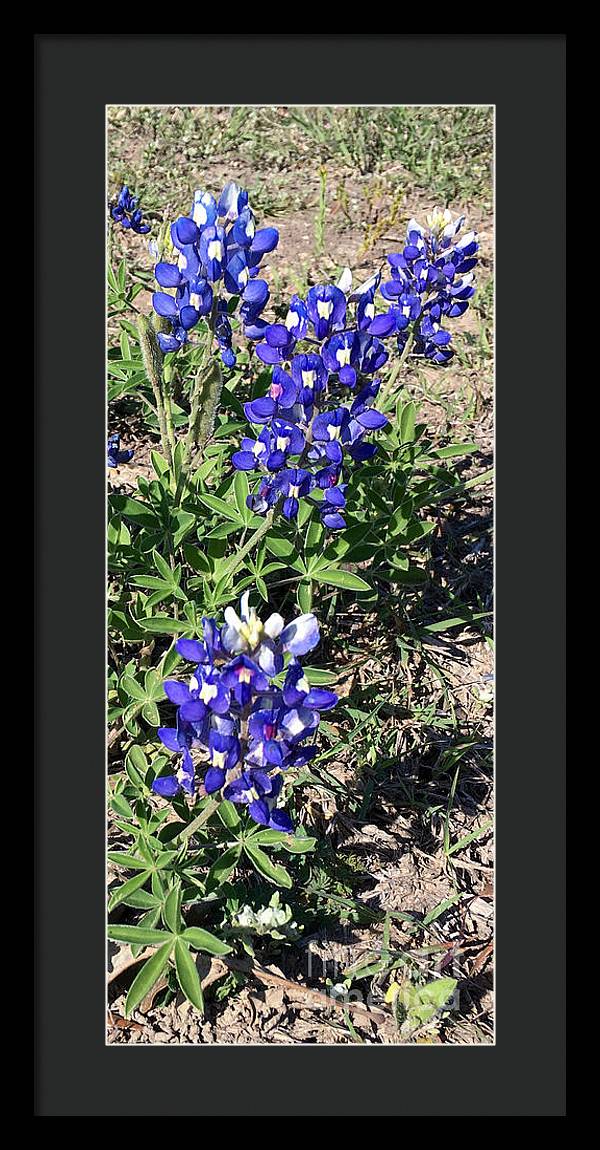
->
{"left": 151, "top": 181, "right": 278, "bottom": 365}
{"left": 224, "top": 771, "right": 293, "bottom": 833}
{"left": 380, "top": 209, "right": 479, "bottom": 363}
{"left": 151, "top": 593, "right": 335, "bottom": 833}
{"left": 232, "top": 209, "right": 476, "bottom": 529}
{"left": 107, "top": 433, "right": 134, "bottom": 468}
{"left": 109, "top": 185, "right": 150, "bottom": 234}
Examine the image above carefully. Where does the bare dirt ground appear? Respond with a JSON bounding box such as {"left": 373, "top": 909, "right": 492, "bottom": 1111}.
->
{"left": 107, "top": 106, "right": 494, "bottom": 1045}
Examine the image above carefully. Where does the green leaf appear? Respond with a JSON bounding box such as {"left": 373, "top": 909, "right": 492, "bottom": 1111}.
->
{"left": 447, "top": 818, "right": 493, "bottom": 857}
{"left": 151, "top": 450, "right": 170, "bottom": 477}
{"left": 432, "top": 443, "right": 478, "bottom": 459}
{"left": 390, "top": 976, "right": 458, "bottom": 1031}
{"left": 109, "top": 494, "right": 157, "bottom": 527}
{"left": 180, "top": 927, "right": 232, "bottom": 955}
{"left": 136, "top": 616, "right": 189, "bottom": 634}
{"left": 121, "top": 889, "right": 160, "bottom": 910}
{"left": 120, "top": 675, "right": 146, "bottom": 701}
{"left": 153, "top": 549, "right": 174, "bottom": 582}
{"left": 107, "top": 924, "right": 172, "bottom": 945}
{"left": 197, "top": 493, "right": 242, "bottom": 523}
{"left": 251, "top": 829, "right": 317, "bottom": 854}
{"left": 278, "top": 835, "right": 317, "bottom": 854}
{"left": 297, "top": 580, "right": 313, "bottom": 613}
{"left": 399, "top": 401, "right": 416, "bottom": 444}
{"left": 162, "top": 885, "right": 182, "bottom": 933}
{"left": 141, "top": 700, "right": 160, "bottom": 726}
{"left": 302, "top": 667, "right": 338, "bottom": 685}
{"left": 244, "top": 842, "right": 293, "bottom": 888}
{"left": 265, "top": 536, "right": 297, "bottom": 559}
{"left": 216, "top": 799, "right": 241, "bottom": 830}
{"left": 233, "top": 470, "right": 250, "bottom": 516}
{"left": 183, "top": 544, "right": 211, "bottom": 573}
{"left": 125, "top": 745, "right": 148, "bottom": 782}
{"left": 110, "top": 793, "right": 135, "bottom": 820}
{"left": 312, "top": 567, "right": 371, "bottom": 592}
{"left": 206, "top": 845, "right": 241, "bottom": 888}
{"left": 107, "top": 851, "right": 150, "bottom": 871}
{"left": 423, "top": 611, "right": 492, "bottom": 633}
{"left": 108, "top": 870, "right": 152, "bottom": 911}
{"left": 171, "top": 510, "right": 196, "bottom": 547}
{"left": 422, "top": 893, "right": 464, "bottom": 926}
{"left": 174, "top": 939, "right": 205, "bottom": 1012}
{"left": 125, "top": 941, "right": 174, "bottom": 1017}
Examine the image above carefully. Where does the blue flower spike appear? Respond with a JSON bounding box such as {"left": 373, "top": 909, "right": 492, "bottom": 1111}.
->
{"left": 233, "top": 209, "right": 477, "bottom": 531}
{"left": 151, "top": 594, "right": 336, "bottom": 835}
{"left": 109, "top": 184, "right": 151, "bottom": 234}
{"left": 107, "top": 433, "right": 134, "bottom": 469}
{"left": 149, "top": 181, "right": 278, "bottom": 365}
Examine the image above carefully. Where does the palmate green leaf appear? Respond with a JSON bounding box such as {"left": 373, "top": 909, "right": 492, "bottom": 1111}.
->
{"left": 180, "top": 927, "right": 232, "bottom": 955}
{"left": 174, "top": 939, "right": 204, "bottom": 1012}
{"left": 244, "top": 842, "right": 293, "bottom": 888}
{"left": 107, "top": 924, "right": 172, "bottom": 946}
{"left": 312, "top": 567, "right": 371, "bottom": 592}
{"left": 125, "top": 941, "right": 174, "bottom": 1018}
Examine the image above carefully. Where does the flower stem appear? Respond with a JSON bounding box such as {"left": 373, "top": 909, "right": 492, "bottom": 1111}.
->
{"left": 179, "top": 797, "right": 220, "bottom": 843}
{"left": 138, "top": 316, "right": 174, "bottom": 473}
{"left": 221, "top": 510, "right": 276, "bottom": 582}
{"left": 379, "top": 331, "right": 415, "bottom": 410}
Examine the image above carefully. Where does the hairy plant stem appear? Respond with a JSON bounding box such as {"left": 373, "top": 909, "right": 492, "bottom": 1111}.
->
{"left": 221, "top": 510, "right": 276, "bottom": 582}
{"left": 179, "top": 797, "right": 220, "bottom": 843}
{"left": 183, "top": 320, "right": 217, "bottom": 466}
{"left": 138, "top": 316, "right": 174, "bottom": 474}
{"left": 379, "top": 330, "right": 415, "bottom": 410}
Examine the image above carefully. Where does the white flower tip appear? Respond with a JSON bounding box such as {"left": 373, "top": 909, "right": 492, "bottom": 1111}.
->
{"left": 263, "top": 613, "right": 284, "bottom": 639}
{"left": 224, "top": 606, "right": 241, "bottom": 631}
{"left": 336, "top": 266, "right": 353, "bottom": 294}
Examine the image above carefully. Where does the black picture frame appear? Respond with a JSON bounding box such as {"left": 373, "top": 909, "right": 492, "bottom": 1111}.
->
{"left": 35, "top": 33, "right": 566, "bottom": 1116}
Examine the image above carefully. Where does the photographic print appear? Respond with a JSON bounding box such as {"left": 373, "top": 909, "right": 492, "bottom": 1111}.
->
{"left": 106, "top": 104, "right": 494, "bottom": 1046}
